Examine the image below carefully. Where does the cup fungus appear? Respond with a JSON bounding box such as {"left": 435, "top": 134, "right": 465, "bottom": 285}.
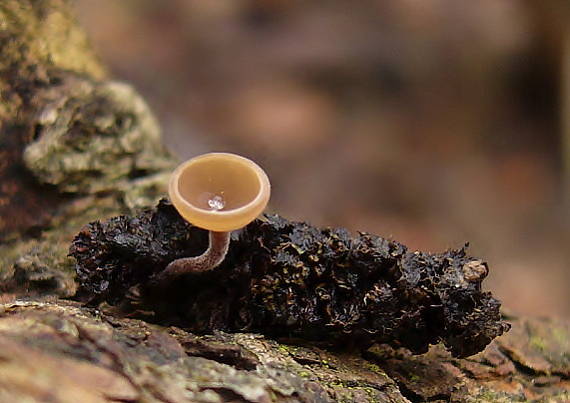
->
{"left": 155, "top": 152, "right": 270, "bottom": 282}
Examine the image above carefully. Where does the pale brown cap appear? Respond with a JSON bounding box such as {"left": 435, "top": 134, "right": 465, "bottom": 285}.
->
{"left": 169, "top": 153, "right": 271, "bottom": 232}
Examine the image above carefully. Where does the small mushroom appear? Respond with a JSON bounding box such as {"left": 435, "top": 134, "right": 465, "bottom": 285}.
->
{"left": 155, "top": 152, "right": 270, "bottom": 283}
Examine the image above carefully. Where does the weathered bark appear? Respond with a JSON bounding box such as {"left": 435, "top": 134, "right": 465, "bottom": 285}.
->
{"left": 0, "top": 300, "right": 568, "bottom": 402}
{"left": 0, "top": 1, "right": 568, "bottom": 402}
{"left": 0, "top": 0, "right": 174, "bottom": 298}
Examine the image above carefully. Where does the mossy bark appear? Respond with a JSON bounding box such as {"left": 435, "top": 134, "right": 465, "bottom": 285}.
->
{"left": 0, "top": 1, "right": 568, "bottom": 402}
{"left": 0, "top": 0, "right": 173, "bottom": 297}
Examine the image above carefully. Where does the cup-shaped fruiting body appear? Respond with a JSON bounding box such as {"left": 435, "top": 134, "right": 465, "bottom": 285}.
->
{"left": 169, "top": 152, "right": 271, "bottom": 232}
{"left": 154, "top": 152, "right": 271, "bottom": 283}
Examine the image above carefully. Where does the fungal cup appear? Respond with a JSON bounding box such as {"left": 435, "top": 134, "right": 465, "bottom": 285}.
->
{"left": 156, "top": 152, "right": 270, "bottom": 282}
{"left": 169, "top": 152, "right": 270, "bottom": 232}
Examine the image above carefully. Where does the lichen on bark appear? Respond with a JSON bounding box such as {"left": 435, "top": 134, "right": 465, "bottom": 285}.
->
{"left": 0, "top": 0, "right": 174, "bottom": 299}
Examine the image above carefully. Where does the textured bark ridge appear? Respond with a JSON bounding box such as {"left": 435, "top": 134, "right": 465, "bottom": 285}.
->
{"left": 0, "top": 0, "right": 173, "bottom": 241}
{"left": 0, "top": 300, "right": 568, "bottom": 402}
{"left": 0, "top": 0, "right": 174, "bottom": 302}
{"left": 0, "top": 0, "right": 104, "bottom": 238}
{"left": 70, "top": 199, "right": 509, "bottom": 359}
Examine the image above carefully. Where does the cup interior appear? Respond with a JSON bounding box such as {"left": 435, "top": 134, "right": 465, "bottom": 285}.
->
{"left": 176, "top": 155, "right": 262, "bottom": 212}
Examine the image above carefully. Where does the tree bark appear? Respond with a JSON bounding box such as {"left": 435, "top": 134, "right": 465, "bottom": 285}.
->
{"left": 0, "top": 1, "right": 568, "bottom": 402}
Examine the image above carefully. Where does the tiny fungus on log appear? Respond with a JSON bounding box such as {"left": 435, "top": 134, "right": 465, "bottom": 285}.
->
{"left": 70, "top": 154, "right": 509, "bottom": 358}
{"left": 153, "top": 153, "right": 270, "bottom": 284}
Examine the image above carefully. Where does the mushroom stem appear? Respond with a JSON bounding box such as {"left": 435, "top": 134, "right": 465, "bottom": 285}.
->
{"left": 154, "top": 231, "right": 230, "bottom": 283}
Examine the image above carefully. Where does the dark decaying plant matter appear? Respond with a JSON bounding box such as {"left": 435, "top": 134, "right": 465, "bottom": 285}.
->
{"left": 70, "top": 199, "right": 509, "bottom": 358}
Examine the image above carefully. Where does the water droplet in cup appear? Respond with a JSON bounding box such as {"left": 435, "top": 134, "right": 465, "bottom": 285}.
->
{"left": 208, "top": 195, "right": 225, "bottom": 211}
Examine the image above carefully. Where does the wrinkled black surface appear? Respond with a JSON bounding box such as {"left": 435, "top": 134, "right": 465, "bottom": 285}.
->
{"left": 70, "top": 199, "right": 509, "bottom": 357}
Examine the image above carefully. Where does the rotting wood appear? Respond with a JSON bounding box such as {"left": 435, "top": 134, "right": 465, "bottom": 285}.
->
{"left": 70, "top": 199, "right": 509, "bottom": 359}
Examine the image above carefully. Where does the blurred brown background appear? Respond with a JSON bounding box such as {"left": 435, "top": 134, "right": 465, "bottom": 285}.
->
{"left": 75, "top": 0, "right": 569, "bottom": 318}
